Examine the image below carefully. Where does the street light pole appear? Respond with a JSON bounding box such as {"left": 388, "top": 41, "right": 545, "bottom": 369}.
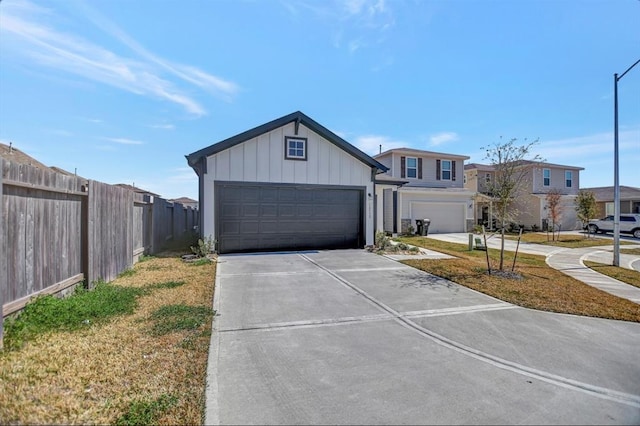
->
{"left": 613, "top": 58, "right": 640, "bottom": 267}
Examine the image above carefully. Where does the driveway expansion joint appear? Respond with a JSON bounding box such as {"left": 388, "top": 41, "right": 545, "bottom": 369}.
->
{"left": 297, "top": 252, "right": 640, "bottom": 409}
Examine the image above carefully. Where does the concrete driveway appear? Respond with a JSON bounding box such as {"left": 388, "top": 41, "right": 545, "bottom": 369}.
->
{"left": 206, "top": 250, "right": 640, "bottom": 425}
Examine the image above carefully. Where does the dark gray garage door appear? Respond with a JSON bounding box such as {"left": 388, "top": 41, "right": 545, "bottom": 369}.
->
{"left": 216, "top": 182, "right": 364, "bottom": 254}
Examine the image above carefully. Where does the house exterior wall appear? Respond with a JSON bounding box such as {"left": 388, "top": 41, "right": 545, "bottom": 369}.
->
{"left": 377, "top": 151, "right": 465, "bottom": 189}
{"left": 201, "top": 122, "right": 375, "bottom": 245}
{"left": 510, "top": 193, "right": 581, "bottom": 230}
{"left": 465, "top": 169, "right": 495, "bottom": 194}
{"left": 530, "top": 165, "right": 581, "bottom": 195}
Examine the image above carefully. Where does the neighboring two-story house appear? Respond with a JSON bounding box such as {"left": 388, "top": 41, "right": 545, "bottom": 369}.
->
{"left": 464, "top": 161, "right": 585, "bottom": 231}
{"left": 374, "top": 148, "right": 475, "bottom": 234}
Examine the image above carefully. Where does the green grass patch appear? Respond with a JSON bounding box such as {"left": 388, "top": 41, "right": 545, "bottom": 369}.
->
{"left": 148, "top": 305, "right": 214, "bottom": 336}
{"left": 137, "top": 255, "right": 155, "bottom": 263}
{"left": 188, "top": 258, "right": 212, "bottom": 266}
{"left": 147, "top": 280, "right": 186, "bottom": 290}
{"left": 115, "top": 394, "right": 178, "bottom": 426}
{"left": 118, "top": 268, "right": 136, "bottom": 278}
{"left": 3, "top": 283, "right": 144, "bottom": 351}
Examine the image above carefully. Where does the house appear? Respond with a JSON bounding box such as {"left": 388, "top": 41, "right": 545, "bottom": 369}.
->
{"left": 169, "top": 196, "right": 199, "bottom": 210}
{"left": 1, "top": 142, "right": 52, "bottom": 170}
{"left": 582, "top": 186, "right": 640, "bottom": 217}
{"left": 464, "top": 161, "right": 585, "bottom": 231}
{"left": 114, "top": 184, "right": 160, "bottom": 199}
{"left": 374, "top": 148, "right": 475, "bottom": 234}
{"left": 186, "top": 111, "right": 388, "bottom": 254}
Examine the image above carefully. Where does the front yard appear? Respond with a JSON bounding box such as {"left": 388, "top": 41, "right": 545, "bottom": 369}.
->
{"left": 0, "top": 255, "right": 215, "bottom": 425}
{"left": 397, "top": 236, "right": 640, "bottom": 322}
{"left": 2, "top": 234, "right": 639, "bottom": 424}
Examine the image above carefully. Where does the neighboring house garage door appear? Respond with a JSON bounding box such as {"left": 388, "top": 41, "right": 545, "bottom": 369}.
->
{"left": 215, "top": 182, "right": 363, "bottom": 254}
{"left": 409, "top": 201, "right": 466, "bottom": 233}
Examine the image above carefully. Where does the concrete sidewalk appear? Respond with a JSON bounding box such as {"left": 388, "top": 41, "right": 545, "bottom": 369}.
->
{"left": 426, "top": 233, "right": 640, "bottom": 304}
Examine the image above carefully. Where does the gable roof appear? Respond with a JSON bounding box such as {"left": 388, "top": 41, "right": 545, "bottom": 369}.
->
{"left": 0, "top": 142, "right": 50, "bottom": 170}
{"left": 114, "top": 183, "right": 161, "bottom": 197}
{"left": 581, "top": 186, "right": 640, "bottom": 202}
{"left": 185, "top": 111, "right": 388, "bottom": 173}
{"left": 465, "top": 160, "right": 584, "bottom": 171}
{"left": 169, "top": 196, "right": 198, "bottom": 204}
{"left": 376, "top": 147, "right": 470, "bottom": 161}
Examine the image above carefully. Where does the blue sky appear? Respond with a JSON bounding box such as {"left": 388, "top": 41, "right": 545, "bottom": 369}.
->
{"left": 1, "top": 0, "right": 638, "bottom": 200}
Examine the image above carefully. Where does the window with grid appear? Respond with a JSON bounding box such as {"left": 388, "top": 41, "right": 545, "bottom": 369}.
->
{"left": 285, "top": 137, "right": 307, "bottom": 160}
{"left": 543, "top": 168, "right": 550, "bottom": 186}
{"left": 441, "top": 160, "right": 452, "bottom": 180}
{"left": 565, "top": 170, "right": 572, "bottom": 188}
{"left": 406, "top": 157, "right": 418, "bottom": 178}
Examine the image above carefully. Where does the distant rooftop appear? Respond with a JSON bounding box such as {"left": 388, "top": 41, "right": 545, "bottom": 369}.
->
{"left": 114, "top": 183, "right": 161, "bottom": 197}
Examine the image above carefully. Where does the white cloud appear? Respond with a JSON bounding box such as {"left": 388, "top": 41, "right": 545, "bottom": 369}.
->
{"left": 354, "top": 134, "right": 405, "bottom": 155}
{"left": 102, "top": 137, "right": 145, "bottom": 145}
{"left": 282, "top": 0, "right": 394, "bottom": 54}
{"left": 539, "top": 128, "right": 639, "bottom": 164}
{"left": 0, "top": 0, "right": 240, "bottom": 116}
{"left": 429, "top": 132, "right": 459, "bottom": 146}
{"left": 48, "top": 129, "right": 73, "bottom": 137}
{"left": 149, "top": 124, "right": 176, "bottom": 130}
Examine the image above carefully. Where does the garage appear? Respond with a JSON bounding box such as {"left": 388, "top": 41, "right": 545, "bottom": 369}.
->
{"left": 216, "top": 182, "right": 363, "bottom": 253}
{"left": 409, "top": 201, "right": 466, "bottom": 233}
{"left": 186, "top": 111, "right": 387, "bottom": 253}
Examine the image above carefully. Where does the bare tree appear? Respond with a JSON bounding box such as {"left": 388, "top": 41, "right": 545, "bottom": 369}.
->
{"left": 482, "top": 137, "right": 543, "bottom": 270}
{"left": 575, "top": 190, "right": 597, "bottom": 238}
{"left": 545, "top": 189, "right": 563, "bottom": 241}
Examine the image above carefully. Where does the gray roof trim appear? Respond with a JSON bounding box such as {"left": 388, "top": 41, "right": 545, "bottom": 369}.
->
{"left": 186, "top": 111, "right": 388, "bottom": 173}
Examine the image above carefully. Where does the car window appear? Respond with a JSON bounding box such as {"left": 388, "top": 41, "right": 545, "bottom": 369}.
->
{"left": 621, "top": 216, "right": 635, "bottom": 222}
{"left": 604, "top": 216, "right": 614, "bottom": 221}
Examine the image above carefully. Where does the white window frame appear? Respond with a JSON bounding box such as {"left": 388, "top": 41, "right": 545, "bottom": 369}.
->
{"left": 543, "top": 168, "right": 551, "bottom": 187}
{"left": 406, "top": 157, "right": 418, "bottom": 179}
{"left": 565, "top": 170, "right": 573, "bottom": 188}
{"left": 285, "top": 136, "right": 307, "bottom": 160}
{"left": 441, "top": 160, "right": 452, "bottom": 180}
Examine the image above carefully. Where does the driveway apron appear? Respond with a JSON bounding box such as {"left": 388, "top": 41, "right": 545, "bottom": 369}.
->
{"left": 206, "top": 250, "right": 640, "bottom": 425}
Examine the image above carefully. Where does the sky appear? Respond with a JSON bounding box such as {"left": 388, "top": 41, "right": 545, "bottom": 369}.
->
{"left": 1, "top": 0, "right": 639, "bottom": 201}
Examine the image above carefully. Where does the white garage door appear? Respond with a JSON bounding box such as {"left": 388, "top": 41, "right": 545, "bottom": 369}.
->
{"left": 409, "top": 202, "right": 466, "bottom": 233}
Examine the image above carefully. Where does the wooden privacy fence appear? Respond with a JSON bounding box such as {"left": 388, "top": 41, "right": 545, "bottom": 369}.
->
{"left": 1, "top": 159, "right": 199, "bottom": 347}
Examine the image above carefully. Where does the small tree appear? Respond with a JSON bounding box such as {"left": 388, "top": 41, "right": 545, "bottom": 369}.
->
{"left": 482, "top": 137, "right": 543, "bottom": 270}
{"left": 575, "top": 190, "right": 597, "bottom": 238}
{"left": 545, "top": 189, "right": 563, "bottom": 241}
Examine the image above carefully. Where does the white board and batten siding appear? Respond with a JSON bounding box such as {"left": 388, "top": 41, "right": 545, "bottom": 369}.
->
{"left": 202, "top": 122, "right": 375, "bottom": 244}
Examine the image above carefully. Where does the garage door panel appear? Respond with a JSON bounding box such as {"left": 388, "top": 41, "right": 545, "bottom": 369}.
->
{"left": 260, "top": 205, "right": 278, "bottom": 216}
{"left": 242, "top": 204, "right": 259, "bottom": 217}
{"left": 216, "top": 182, "right": 363, "bottom": 253}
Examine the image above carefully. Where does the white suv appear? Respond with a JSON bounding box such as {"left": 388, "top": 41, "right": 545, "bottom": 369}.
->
{"left": 586, "top": 214, "right": 640, "bottom": 238}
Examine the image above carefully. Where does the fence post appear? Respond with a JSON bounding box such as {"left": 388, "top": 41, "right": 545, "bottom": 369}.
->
{"left": 1, "top": 165, "right": 4, "bottom": 350}
{"left": 81, "top": 181, "right": 90, "bottom": 289}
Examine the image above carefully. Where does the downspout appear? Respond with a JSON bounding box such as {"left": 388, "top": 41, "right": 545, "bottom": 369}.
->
{"left": 371, "top": 167, "right": 377, "bottom": 247}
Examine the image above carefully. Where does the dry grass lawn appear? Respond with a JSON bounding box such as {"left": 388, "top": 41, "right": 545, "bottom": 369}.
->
{"left": 584, "top": 261, "right": 640, "bottom": 289}
{"left": 398, "top": 236, "right": 640, "bottom": 322}
{"left": 0, "top": 255, "right": 215, "bottom": 425}
{"left": 501, "top": 231, "right": 635, "bottom": 248}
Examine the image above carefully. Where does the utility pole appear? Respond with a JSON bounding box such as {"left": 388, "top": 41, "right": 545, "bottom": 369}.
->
{"left": 613, "top": 58, "right": 640, "bottom": 266}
